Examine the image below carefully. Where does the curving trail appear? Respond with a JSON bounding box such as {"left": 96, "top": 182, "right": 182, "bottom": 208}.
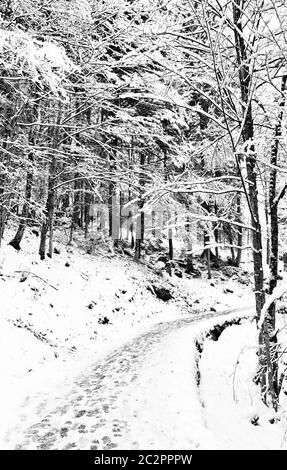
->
{"left": 3, "top": 310, "right": 246, "bottom": 450}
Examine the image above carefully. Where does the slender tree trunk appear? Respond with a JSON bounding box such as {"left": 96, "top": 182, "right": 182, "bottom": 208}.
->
{"left": 186, "top": 241, "right": 194, "bottom": 274}
{"left": 80, "top": 180, "right": 85, "bottom": 229}
{"left": 129, "top": 192, "right": 134, "bottom": 249}
{"left": 10, "top": 94, "right": 40, "bottom": 250}
{"left": 70, "top": 173, "right": 81, "bottom": 242}
{"left": 108, "top": 138, "right": 117, "bottom": 241}
{"left": 84, "top": 183, "right": 91, "bottom": 239}
{"left": 233, "top": 0, "right": 265, "bottom": 316}
{"left": 39, "top": 110, "right": 60, "bottom": 259}
{"left": 213, "top": 226, "right": 219, "bottom": 267}
{"left": 151, "top": 210, "right": 156, "bottom": 238}
{"left": 204, "top": 231, "right": 212, "bottom": 279}
{"left": 119, "top": 190, "right": 124, "bottom": 242}
{"left": 213, "top": 203, "right": 219, "bottom": 268}
{"left": 0, "top": 104, "right": 13, "bottom": 245}
{"left": 48, "top": 199, "right": 54, "bottom": 258}
{"left": 128, "top": 137, "right": 135, "bottom": 248}
{"left": 0, "top": 171, "right": 8, "bottom": 244}
{"left": 163, "top": 148, "right": 173, "bottom": 260}
{"left": 134, "top": 152, "right": 145, "bottom": 261}
{"left": 227, "top": 225, "right": 236, "bottom": 265}
{"left": 235, "top": 195, "right": 243, "bottom": 267}
{"left": 266, "top": 75, "right": 287, "bottom": 403}
{"left": 168, "top": 235, "right": 173, "bottom": 261}
{"left": 9, "top": 151, "right": 34, "bottom": 250}
{"left": 265, "top": 187, "right": 271, "bottom": 265}
{"left": 134, "top": 208, "right": 144, "bottom": 261}
{"left": 0, "top": 199, "right": 6, "bottom": 245}
{"left": 185, "top": 210, "right": 194, "bottom": 274}
{"left": 39, "top": 155, "right": 57, "bottom": 260}
{"left": 127, "top": 189, "right": 134, "bottom": 248}
{"left": 233, "top": 0, "right": 274, "bottom": 406}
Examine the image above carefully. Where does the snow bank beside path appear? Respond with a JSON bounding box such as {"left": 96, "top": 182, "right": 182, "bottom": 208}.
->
{"left": 200, "top": 320, "right": 287, "bottom": 449}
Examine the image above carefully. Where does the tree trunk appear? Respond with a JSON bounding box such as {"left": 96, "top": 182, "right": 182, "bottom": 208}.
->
{"left": 163, "top": 148, "right": 173, "bottom": 260}
{"left": 265, "top": 187, "right": 271, "bottom": 266}
{"left": 84, "top": 184, "right": 91, "bottom": 239}
{"left": 0, "top": 200, "right": 6, "bottom": 245}
{"left": 213, "top": 225, "right": 219, "bottom": 268}
{"left": 266, "top": 75, "right": 287, "bottom": 406}
{"left": 227, "top": 225, "right": 236, "bottom": 265}
{"left": 235, "top": 195, "right": 243, "bottom": 267}
{"left": 134, "top": 209, "right": 144, "bottom": 261}
{"left": 186, "top": 239, "right": 194, "bottom": 274}
{"left": 9, "top": 90, "right": 40, "bottom": 249}
{"left": 39, "top": 110, "right": 60, "bottom": 260}
{"left": 39, "top": 155, "right": 57, "bottom": 260}
{"left": 168, "top": 235, "right": 173, "bottom": 261}
{"left": 233, "top": 0, "right": 273, "bottom": 406}
{"left": 108, "top": 138, "right": 117, "bottom": 241}
{"left": 119, "top": 190, "right": 124, "bottom": 242}
{"left": 0, "top": 105, "right": 13, "bottom": 245}
{"left": 213, "top": 203, "right": 219, "bottom": 268}
{"left": 9, "top": 151, "right": 34, "bottom": 250}
{"left": 204, "top": 231, "right": 212, "bottom": 279}
{"left": 70, "top": 173, "right": 81, "bottom": 242}
{"left": 134, "top": 152, "right": 145, "bottom": 261}
{"left": 108, "top": 180, "right": 114, "bottom": 238}
{"left": 151, "top": 210, "right": 156, "bottom": 238}
{"left": 129, "top": 204, "right": 134, "bottom": 249}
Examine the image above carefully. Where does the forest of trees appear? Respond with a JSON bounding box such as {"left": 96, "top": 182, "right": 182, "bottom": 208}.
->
{"left": 1, "top": 0, "right": 287, "bottom": 410}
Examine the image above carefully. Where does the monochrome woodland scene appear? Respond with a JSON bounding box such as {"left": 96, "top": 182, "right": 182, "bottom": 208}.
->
{"left": 1, "top": 0, "right": 287, "bottom": 451}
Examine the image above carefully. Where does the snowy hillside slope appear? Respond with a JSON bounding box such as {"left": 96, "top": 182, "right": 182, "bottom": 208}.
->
{"left": 0, "top": 226, "right": 253, "bottom": 447}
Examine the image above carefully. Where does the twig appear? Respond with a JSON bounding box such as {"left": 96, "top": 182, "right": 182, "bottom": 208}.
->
{"left": 14, "top": 271, "right": 59, "bottom": 291}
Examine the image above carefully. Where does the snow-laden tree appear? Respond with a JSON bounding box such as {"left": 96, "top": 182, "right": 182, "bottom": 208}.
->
{"left": 165, "top": 0, "right": 287, "bottom": 409}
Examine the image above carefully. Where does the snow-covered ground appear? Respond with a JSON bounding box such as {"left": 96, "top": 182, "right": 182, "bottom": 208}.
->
{"left": 200, "top": 320, "right": 287, "bottom": 449}
{"left": 1, "top": 312, "right": 251, "bottom": 450}
{"left": 3, "top": 225, "right": 283, "bottom": 450}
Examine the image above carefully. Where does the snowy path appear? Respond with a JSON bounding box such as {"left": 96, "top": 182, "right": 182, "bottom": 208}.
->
{"left": 3, "top": 310, "right": 246, "bottom": 450}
